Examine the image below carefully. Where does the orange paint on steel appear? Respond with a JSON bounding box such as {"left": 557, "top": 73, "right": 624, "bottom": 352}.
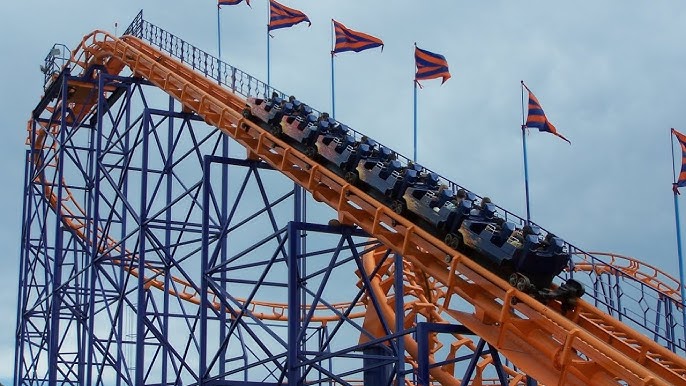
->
{"left": 33, "top": 30, "right": 686, "bottom": 385}
{"left": 574, "top": 251, "right": 682, "bottom": 302}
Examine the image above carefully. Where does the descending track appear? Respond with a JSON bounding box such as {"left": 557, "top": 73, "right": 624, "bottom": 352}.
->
{"left": 18, "top": 14, "right": 686, "bottom": 386}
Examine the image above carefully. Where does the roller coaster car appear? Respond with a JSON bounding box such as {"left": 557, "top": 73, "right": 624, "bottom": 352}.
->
{"left": 315, "top": 125, "right": 358, "bottom": 169}
{"left": 511, "top": 229, "right": 571, "bottom": 290}
{"left": 357, "top": 158, "right": 405, "bottom": 197}
{"left": 244, "top": 97, "right": 284, "bottom": 126}
{"left": 278, "top": 112, "right": 321, "bottom": 157}
{"left": 401, "top": 186, "right": 473, "bottom": 249}
{"left": 354, "top": 147, "right": 401, "bottom": 192}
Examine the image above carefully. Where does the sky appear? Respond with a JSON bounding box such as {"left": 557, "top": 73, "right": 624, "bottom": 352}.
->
{"left": 2, "top": 0, "right": 686, "bottom": 383}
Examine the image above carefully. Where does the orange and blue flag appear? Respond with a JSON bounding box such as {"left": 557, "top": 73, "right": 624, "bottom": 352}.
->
{"left": 268, "top": 0, "right": 310, "bottom": 31}
{"left": 332, "top": 20, "right": 383, "bottom": 54}
{"left": 219, "top": 0, "right": 249, "bottom": 6}
{"left": 414, "top": 46, "right": 451, "bottom": 84}
{"left": 672, "top": 128, "right": 686, "bottom": 194}
{"left": 523, "top": 84, "right": 571, "bottom": 144}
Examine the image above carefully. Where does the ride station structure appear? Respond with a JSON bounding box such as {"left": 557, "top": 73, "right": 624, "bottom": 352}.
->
{"left": 15, "top": 12, "right": 686, "bottom": 385}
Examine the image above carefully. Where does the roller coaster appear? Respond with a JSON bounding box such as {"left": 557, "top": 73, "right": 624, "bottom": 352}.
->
{"left": 15, "top": 11, "right": 686, "bottom": 385}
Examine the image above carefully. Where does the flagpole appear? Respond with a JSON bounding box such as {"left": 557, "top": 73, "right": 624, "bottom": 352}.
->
{"left": 670, "top": 130, "right": 686, "bottom": 335}
{"left": 217, "top": 5, "right": 222, "bottom": 84}
{"left": 267, "top": 26, "right": 271, "bottom": 88}
{"left": 330, "top": 20, "right": 336, "bottom": 119}
{"left": 413, "top": 80, "right": 418, "bottom": 163}
{"left": 331, "top": 52, "right": 336, "bottom": 118}
{"left": 521, "top": 81, "right": 532, "bottom": 223}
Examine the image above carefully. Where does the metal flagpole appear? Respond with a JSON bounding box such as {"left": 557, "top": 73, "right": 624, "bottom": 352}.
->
{"left": 217, "top": 5, "right": 222, "bottom": 84}
{"left": 267, "top": 26, "right": 271, "bottom": 88}
{"left": 266, "top": 1, "right": 271, "bottom": 88}
{"left": 413, "top": 80, "right": 418, "bottom": 162}
{"left": 521, "top": 81, "right": 532, "bottom": 223}
{"left": 669, "top": 129, "right": 686, "bottom": 337}
{"left": 331, "top": 21, "right": 336, "bottom": 119}
{"left": 331, "top": 53, "right": 336, "bottom": 118}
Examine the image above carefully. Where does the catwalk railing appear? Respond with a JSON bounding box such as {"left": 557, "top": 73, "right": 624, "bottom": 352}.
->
{"left": 120, "top": 11, "right": 686, "bottom": 355}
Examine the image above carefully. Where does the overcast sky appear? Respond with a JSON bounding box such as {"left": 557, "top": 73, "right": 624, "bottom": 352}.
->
{"left": 3, "top": 0, "right": 686, "bottom": 383}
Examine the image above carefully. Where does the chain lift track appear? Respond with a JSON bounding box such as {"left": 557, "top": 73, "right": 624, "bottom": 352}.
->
{"left": 16, "top": 13, "right": 686, "bottom": 386}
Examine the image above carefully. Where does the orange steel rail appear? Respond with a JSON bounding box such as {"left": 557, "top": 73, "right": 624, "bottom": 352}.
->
{"left": 575, "top": 251, "right": 683, "bottom": 303}
{"left": 36, "top": 30, "right": 686, "bottom": 385}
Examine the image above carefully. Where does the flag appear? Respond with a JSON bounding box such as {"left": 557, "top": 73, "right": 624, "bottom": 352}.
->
{"left": 414, "top": 46, "right": 451, "bottom": 84}
{"left": 673, "top": 128, "right": 686, "bottom": 194}
{"left": 523, "top": 84, "right": 571, "bottom": 144}
{"left": 218, "top": 0, "right": 250, "bottom": 6}
{"left": 332, "top": 20, "right": 383, "bottom": 54}
{"left": 268, "top": 0, "right": 310, "bottom": 31}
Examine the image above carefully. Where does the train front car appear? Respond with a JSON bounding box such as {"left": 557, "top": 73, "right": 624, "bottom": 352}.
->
{"left": 455, "top": 199, "right": 584, "bottom": 310}
{"left": 508, "top": 228, "right": 585, "bottom": 309}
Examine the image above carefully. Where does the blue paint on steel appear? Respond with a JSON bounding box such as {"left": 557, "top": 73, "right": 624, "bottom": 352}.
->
{"left": 47, "top": 73, "right": 70, "bottom": 386}
{"left": 487, "top": 341, "right": 509, "bottom": 385}
{"left": 461, "top": 339, "right": 486, "bottom": 386}
{"left": 201, "top": 154, "right": 212, "bottom": 384}
{"left": 135, "top": 109, "right": 151, "bottom": 385}
{"left": 287, "top": 222, "right": 302, "bottom": 384}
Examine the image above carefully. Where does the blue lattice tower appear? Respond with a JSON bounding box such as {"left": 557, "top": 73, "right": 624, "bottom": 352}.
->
{"left": 17, "top": 59, "right": 517, "bottom": 385}
{"left": 16, "top": 64, "right": 413, "bottom": 385}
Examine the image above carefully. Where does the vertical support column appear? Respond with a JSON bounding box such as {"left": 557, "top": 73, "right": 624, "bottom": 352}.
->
{"left": 161, "top": 96, "right": 175, "bottom": 385}
{"left": 14, "top": 149, "right": 33, "bottom": 385}
{"left": 416, "top": 322, "right": 473, "bottom": 386}
{"left": 219, "top": 121, "right": 230, "bottom": 377}
{"left": 417, "top": 323, "right": 429, "bottom": 386}
{"left": 200, "top": 155, "right": 212, "bottom": 385}
{"left": 287, "top": 221, "right": 302, "bottom": 385}
{"left": 117, "top": 82, "right": 133, "bottom": 386}
{"left": 134, "top": 109, "right": 151, "bottom": 386}
{"left": 47, "top": 74, "right": 70, "bottom": 386}
{"left": 85, "top": 72, "right": 108, "bottom": 386}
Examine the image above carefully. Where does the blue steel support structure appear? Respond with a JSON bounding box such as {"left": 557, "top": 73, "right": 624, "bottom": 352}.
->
{"left": 14, "top": 12, "right": 686, "bottom": 386}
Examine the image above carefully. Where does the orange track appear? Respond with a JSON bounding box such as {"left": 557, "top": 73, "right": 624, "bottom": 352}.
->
{"left": 32, "top": 30, "right": 686, "bottom": 385}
